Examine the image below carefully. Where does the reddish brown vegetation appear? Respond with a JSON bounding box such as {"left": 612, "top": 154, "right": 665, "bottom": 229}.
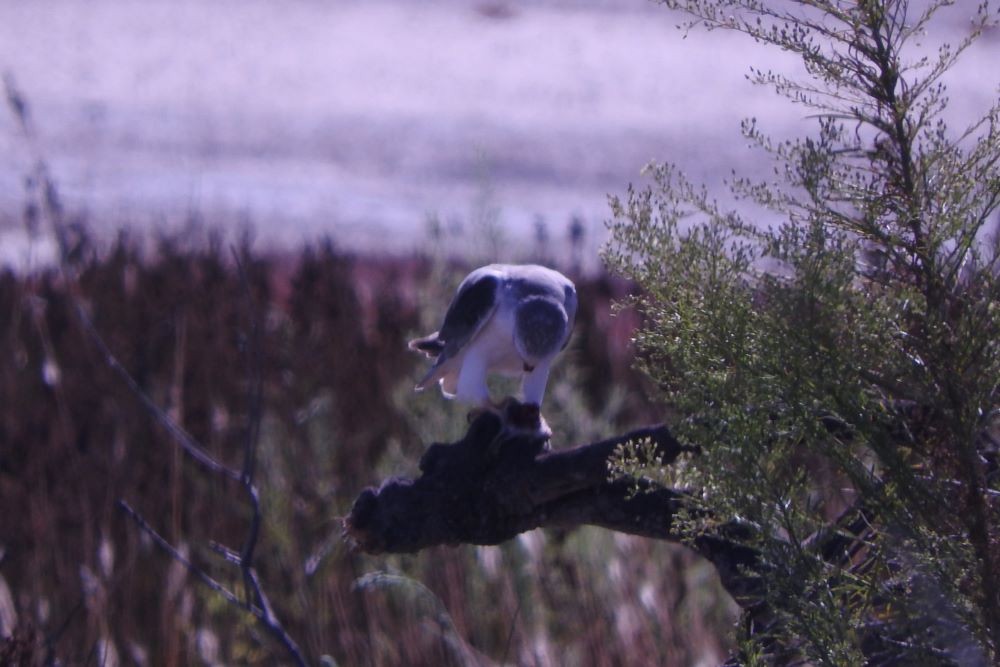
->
{"left": 0, "top": 236, "right": 734, "bottom": 665}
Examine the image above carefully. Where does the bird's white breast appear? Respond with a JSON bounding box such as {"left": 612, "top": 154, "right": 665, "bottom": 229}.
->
{"left": 467, "top": 306, "right": 525, "bottom": 377}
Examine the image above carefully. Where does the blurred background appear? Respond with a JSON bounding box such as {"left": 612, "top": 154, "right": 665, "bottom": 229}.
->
{"left": 1, "top": 0, "right": 996, "bottom": 664}
{"left": 1, "top": 0, "right": 995, "bottom": 266}
{"left": 1, "top": 0, "right": 809, "bottom": 269}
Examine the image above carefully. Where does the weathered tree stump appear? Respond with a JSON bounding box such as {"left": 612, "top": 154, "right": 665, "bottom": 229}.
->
{"left": 346, "top": 412, "right": 681, "bottom": 549}
{"left": 344, "top": 410, "right": 761, "bottom": 602}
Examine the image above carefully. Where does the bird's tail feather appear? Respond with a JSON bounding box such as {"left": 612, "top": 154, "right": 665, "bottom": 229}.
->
{"left": 414, "top": 368, "right": 444, "bottom": 393}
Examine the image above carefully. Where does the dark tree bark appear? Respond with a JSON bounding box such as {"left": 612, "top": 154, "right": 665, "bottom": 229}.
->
{"left": 344, "top": 410, "right": 761, "bottom": 607}
{"left": 345, "top": 412, "right": 680, "bottom": 549}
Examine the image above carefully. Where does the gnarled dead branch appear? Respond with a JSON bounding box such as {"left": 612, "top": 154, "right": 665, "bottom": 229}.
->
{"left": 345, "top": 412, "right": 760, "bottom": 600}
{"left": 345, "top": 412, "right": 922, "bottom": 665}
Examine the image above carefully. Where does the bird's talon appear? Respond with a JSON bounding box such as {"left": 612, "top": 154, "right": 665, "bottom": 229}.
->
{"left": 467, "top": 401, "right": 503, "bottom": 424}
{"left": 498, "top": 399, "right": 551, "bottom": 439}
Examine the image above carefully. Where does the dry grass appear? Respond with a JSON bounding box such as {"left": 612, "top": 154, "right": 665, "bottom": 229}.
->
{"left": 0, "top": 232, "right": 737, "bottom": 665}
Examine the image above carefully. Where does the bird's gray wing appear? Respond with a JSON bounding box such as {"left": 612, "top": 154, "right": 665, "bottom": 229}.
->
{"left": 435, "top": 268, "right": 503, "bottom": 359}
{"left": 412, "top": 267, "right": 505, "bottom": 391}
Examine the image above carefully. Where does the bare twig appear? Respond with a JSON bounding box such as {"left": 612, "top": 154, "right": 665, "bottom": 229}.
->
{"left": 4, "top": 72, "right": 75, "bottom": 274}
{"left": 229, "top": 248, "right": 296, "bottom": 655}
{"left": 103, "top": 299, "right": 308, "bottom": 666}
{"left": 73, "top": 301, "right": 242, "bottom": 482}
{"left": 118, "top": 500, "right": 245, "bottom": 610}
{"left": 500, "top": 593, "right": 522, "bottom": 667}
{"left": 232, "top": 247, "right": 263, "bottom": 484}
{"left": 3, "top": 72, "right": 30, "bottom": 133}
{"left": 231, "top": 248, "right": 265, "bottom": 565}
{"left": 107, "top": 262, "right": 308, "bottom": 666}
{"left": 118, "top": 499, "right": 307, "bottom": 666}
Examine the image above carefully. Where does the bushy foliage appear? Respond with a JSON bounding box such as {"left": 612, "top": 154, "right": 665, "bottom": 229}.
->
{"left": 606, "top": 0, "right": 1000, "bottom": 663}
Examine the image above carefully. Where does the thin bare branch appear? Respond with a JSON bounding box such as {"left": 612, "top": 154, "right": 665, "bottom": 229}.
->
{"left": 75, "top": 301, "right": 243, "bottom": 482}
{"left": 118, "top": 500, "right": 245, "bottom": 609}
{"left": 119, "top": 501, "right": 309, "bottom": 666}
{"left": 231, "top": 246, "right": 264, "bottom": 486}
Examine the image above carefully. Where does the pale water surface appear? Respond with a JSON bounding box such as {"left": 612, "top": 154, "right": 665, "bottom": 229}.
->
{"left": 0, "top": 0, "right": 996, "bottom": 268}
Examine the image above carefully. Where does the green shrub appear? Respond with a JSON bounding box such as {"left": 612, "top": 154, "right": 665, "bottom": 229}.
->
{"left": 606, "top": 1, "right": 1000, "bottom": 663}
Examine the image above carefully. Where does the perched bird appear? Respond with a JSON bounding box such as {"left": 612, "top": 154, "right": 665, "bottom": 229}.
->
{"left": 409, "top": 263, "right": 577, "bottom": 415}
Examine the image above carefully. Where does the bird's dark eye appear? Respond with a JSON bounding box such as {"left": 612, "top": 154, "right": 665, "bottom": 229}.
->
{"left": 523, "top": 363, "right": 535, "bottom": 372}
